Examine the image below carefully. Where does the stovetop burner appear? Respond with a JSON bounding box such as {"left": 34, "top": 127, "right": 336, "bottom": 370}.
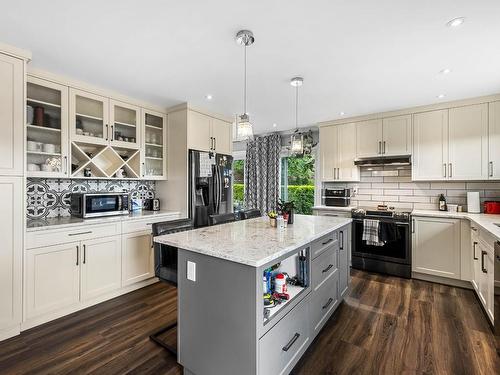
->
{"left": 351, "top": 206, "right": 412, "bottom": 221}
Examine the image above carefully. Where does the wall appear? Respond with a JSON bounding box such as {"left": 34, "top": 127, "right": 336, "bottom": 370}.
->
{"left": 323, "top": 166, "right": 500, "bottom": 211}
{"left": 26, "top": 178, "right": 156, "bottom": 220}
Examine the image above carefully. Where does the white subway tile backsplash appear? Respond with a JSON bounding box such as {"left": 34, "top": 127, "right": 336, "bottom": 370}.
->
{"left": 372, "top": 170, "right": 398, "bottom": 177}
{"left": 358, "top": 188, "right": 383, "bottom": 195}
{"left": 430, "top": 182, "right": 466, "bottom": 190}
{"left": 466, "top": 182, "right": 500, "bottom": 190}
{"left": 384, "top": 189, "right": 412, "bottom": 196}
{"left": 371, "top": 182, "right": 399, "bottom": 189}
{"left": 372, "top": 195, "right": 399, "bottom": 202}
{"left": 399, "top": 196, "right": 430, "bottom": 203}
{"left": 383, "top": 176, "right": 412, "bottom": 183}
{"left": 360, "top": 176, "right": 384, "bottom": 183}
{"left": 413, "top": 189, "right": 440, "bottom": 197}
{"left": 413, "top": 203, "right": 439, "bottom": 210}
{"left": 484, "top": 190, "right": 500, "bottom": 198}
{"left": 388, "top": 202, "right": 414, "bottom": 209}
{"left": 351, "top": 195, "right": 372, "bottom": 201}
{"left": 398, "top": 169, "right": 412, "bottom": 177}
{"left": 399, "top": 182, "right": 431, "bottom": 189}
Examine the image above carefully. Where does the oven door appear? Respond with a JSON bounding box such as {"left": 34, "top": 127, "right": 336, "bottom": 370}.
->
{"left": 84, "top": 194, "right": 123, "bottom": 218}
{"left": 352, "top": 218, "right": 411, "bottom": 264}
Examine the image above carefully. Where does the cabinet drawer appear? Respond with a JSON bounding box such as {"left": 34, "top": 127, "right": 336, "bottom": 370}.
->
{"left": 311, "top": 231, "right": 339, "bottom": 259}
{"left": 122, "top": 214, "right": 179, "bottom": 234}
{"left": 311, "top": 269, "right": 339, "bottom": 337}
{"left": 311, "top": 246, "right": 337, "bottom": 291}
{"left": 259, "top": 298, "right": 310, "bottom": 375}
{"left": 26, "top": 222, "right": 121, "bottom": 249}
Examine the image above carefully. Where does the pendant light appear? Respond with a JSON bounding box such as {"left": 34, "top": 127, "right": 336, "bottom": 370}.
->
{"left": 290, "top": 77, "right": 304, "bottom": 155}
{"left": 235, "top": 30, "right": 255, "bottom": 140}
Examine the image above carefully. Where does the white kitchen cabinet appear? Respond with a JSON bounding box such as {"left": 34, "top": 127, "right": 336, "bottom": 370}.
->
{"left": 0, "top": 177, "right": 22, "bottom": 334}
{"left": 142, "top": 109, "right": 167, "bottom": 179}
{"left": 25, "top": 242, "right": 81, "bottom": 319}
{"left": 319, "top": 123, "right": 359, "bottom": 182}
{"left": 0, "top": 53, "right": 24, "bottom": 176}
{"left": 382, "top": 115, "right": 412, "bottom": 156}
{"left": 187, "top": 110, "right": 232, "bottom": 154}
{"left": 412, "top": 109, "right": 449, "bottom": 180}
{"left": 412, "top": 216, "right": 461, "bottom": 279}
{"left": 488, "top": 101, "right": 500, "bottom": 179}
{"left": 338, "top": 226, "right": 350, "bottom": 297}
{"left": 484, "top": 244, "right": 494, "bottom": 322}
{"left": 356, "top": 119, "right": 382, "bottom": 158}
{"left": 80, "top": 236, "right": 121, "bottom": 301}
{"left": 470, "top": 227, "right": 480, "bottom": 292}
{"left": 448, "top": 104, "right": 488, "bottom": 180}
{"left": 122, "top": 231, "right": 154, "bottom": 287}
{"left": 109, "top": 99, "right": 141, "bottom": 149}
{"left": 69, "top": 88, "right": 109, "bottom": 145}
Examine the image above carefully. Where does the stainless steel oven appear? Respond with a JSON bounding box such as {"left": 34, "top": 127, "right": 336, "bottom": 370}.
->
{"left": 70, "top": 192, "right": 129, "bottom": 218}
{"left": 351, "top": 208, "right": 412, "bottom": 278}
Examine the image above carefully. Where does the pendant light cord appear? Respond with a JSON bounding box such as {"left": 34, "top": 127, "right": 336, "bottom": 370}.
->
{"left": 295, "top": 84, "right": 299, "bottom": 130}
{"left": 243, "top": 44, "right": 247, "bottom": 115}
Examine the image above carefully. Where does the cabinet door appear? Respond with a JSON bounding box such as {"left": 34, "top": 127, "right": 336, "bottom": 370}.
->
{"left": 448, "top": 104, "right": 488, "bottom": 180}
{"left": 110, "top": 100, "right": 140, "bottom": 149}
{"left": 0, "top": 177, "right": 22, "bottom": 331}
{"left": 122, "top": 231, "right": 154, "bottom": 287}
{"left": 356, "top": 119, "right": 382, "bottom": 158}
{"left": 211, "top": 117, "right": 232, "bottom": 155}
{"left": 338, "top": 226, "right": 350, "bottom": 297}
{"left": 412, "top": 110, "right": 448, "bottom": 180}
{"left": 25, "top": 242, "right": 80, "bottom": 319}
{"left": 470, "top": 229, "right": 480, "bottom": 292}
{"left": 187, "top": 110, "right": 211, "bottom": 152}
{"left": 69, "top": 88, "right": 109, "bottom": 145}
{"left": 382, "top": 115, "right": 411, "bottom": 156}
{"left": 319, "top": 126, "right": 338, "bottom": 181}
{"left": 485, "top": 245, "right": 494, "bottom": 323}
{"left": 337, "top": 123, "right": 359, "bottom": 181}
{"left": 27, "top": 76, "right": 70, "bottom": 177}
{"left": 0, "top": 53, "right": 24, "bottom": 175}
{"left": 81, "top": 236, "right": 121, "bottom": 301}
{"left": 142, "top": 109, "right": 167, "bottom": 179}
{"left": 488, "top": 101, "right": 500, "bottom": 179}
{"left": 477, "top": 241, "right": 488, "bottom": 308}
{"left": 412, "top": 217, "right": 460, "bottom": 279}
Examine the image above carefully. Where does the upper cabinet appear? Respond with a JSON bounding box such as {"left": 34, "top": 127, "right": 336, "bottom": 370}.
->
{"left": 0, "top": 53, "right": 24, "bottom": 176}
{"left": 26, "top": 76, "right": 69, "bottom": 177}
{"left": 109, "top": 100, "right": 140, "bottom": 149}
{"left": 319, "top": 123, "right": 359, "bottom": 182}
{"left": 70, "top": 89, "right": 109, "bottom": 146}
{"left": 142, "top": 109, "right": 167, "bottom": 179}
{"left": 488, "top": 101, "right": 500, "bottom": 179}
{"left": 187, "top": 110, "right": 232, "bottom": 155}
{"left": 355, "top": 115, "right": 411, "bottom": 158}
{"left": 413, "top": 105, "right": 488, "bottom": 181}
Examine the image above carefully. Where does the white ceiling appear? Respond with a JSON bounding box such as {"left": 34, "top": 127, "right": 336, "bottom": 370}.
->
{"left": 2, "top": 1, "right": 500, "bottom": 134}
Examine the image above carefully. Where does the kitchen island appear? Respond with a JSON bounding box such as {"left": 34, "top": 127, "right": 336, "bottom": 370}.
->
{"left": 154, "top": 214, "right": 352, "bottom": 375}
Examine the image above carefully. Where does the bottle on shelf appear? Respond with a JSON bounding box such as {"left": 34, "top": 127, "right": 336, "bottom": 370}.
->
{"left": 438, "top": 194, "right": 447, "bottom": 211}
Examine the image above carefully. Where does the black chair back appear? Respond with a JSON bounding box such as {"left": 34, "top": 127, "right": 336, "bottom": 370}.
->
{"left": 208, "top": 213, "right": 236, "bottom": 226}
{"left": 152, "top": 219, "right": 193, "bottom": 286}
{"left": 240, "top": 208, "right": 261, "bottom": 220}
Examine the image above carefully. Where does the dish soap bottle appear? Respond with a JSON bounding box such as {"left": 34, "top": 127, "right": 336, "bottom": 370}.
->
{"left": 439, "top": 194, "right": 447, "bottom": 211}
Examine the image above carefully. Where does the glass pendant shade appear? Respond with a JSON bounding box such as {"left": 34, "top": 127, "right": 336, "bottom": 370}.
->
{"left": 237, "top": 113, "right": 253, "bottom": 140}
{"left": 291, "top": 132, "right": 304, "bottom": 155}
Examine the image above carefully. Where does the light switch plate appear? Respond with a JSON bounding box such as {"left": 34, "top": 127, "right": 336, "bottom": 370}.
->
{"left": 187, "top": 261, "right": 196, "bottom": 282}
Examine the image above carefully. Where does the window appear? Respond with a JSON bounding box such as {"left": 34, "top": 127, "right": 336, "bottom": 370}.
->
{"left": 233, "top": 159, "right": 245, "bottom": 211}
{"left": 280, "top": 153, "right": 315, "bottom": 215}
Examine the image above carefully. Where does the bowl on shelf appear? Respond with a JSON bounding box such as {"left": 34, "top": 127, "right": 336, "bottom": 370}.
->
{"left": 43, "top": 143, "right": 56, "bottom": 153}
{"left": 27, "top": 163, "right": 41, "bottom": 172}
{"left": 40, "top": 164, "right": 53, "bottom": 172}
{"left": 27, "top": 141, "right": 40, "bottom": 152}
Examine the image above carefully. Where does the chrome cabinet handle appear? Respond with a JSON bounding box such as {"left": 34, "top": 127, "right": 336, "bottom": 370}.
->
{"left": 481, "top": 250, "right": 487, "bottom": 273}
{"left": 83, "top": 244, "right": 86, "bottom": 264}
{"left": 68, "top": 231, "right": 92, "bottom": 236}
{"left": 449, "top": 163, "right": 452, "bottom": 178}
{"left": 473, "top": 242, "right": 478, "bottom": 260}
{"left": 64, "top": 156, "right": 68, "bottom": 174}
{"left": 214, "top": 137, "right": 216, "bottom": 150}
{"left": 282, "top": 333, "right": 300, "bottom": 352}
{"left": 105, "top": 124, "right": 109, "bottom": 141}
{"left": 322, "top": 297, "right": 334, "bottom": 310}
{"left": 111, "top": 125, "right": 114, "bottom": 141}
{"left": 490, "top": 161, "right": 494, "bottom": 177}
{"left": 443, "top": 163, "right": 447, "bottom": 178}
{"left": 378, "top": 141, "right": 381, "bottom": 154}
{"left": 383, "top": 141, "right": 386, "bottom": 154}
{"left": 76, "top": 245, "right": 79, "bottom": 266}
{"left": 339, "top": 230, "right": 344, "bottom": 250}
{"left": 412, "top": 219, "right": 415, "bottom": 234}
{"left": 322, "top": 238, "right": 333, "bottom": 246}
{"left": 322, "top": 264, "right": 334, "bottom": 273}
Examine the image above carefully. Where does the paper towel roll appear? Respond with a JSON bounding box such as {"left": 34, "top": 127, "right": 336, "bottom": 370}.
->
{"left": 467, "top": 192, "right": 480, "bottom": 213}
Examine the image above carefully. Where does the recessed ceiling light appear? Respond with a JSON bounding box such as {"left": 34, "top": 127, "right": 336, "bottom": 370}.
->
{"left": 205, "top": 94, "right": 213, "bottom": 100}
{"left": 272, "top": 123, "right": 277, "bottom": 128}
{"left": 339, "top": 112, "right": 345, "bottom": 116}
{"left": 440, "top": 68, "right": 452, "bottom": 75}
{"left": 437, "top": 94, "right": 446, "bottom": 99}
{"left": 446, "top": 17, "right": 465, "bottom": 28}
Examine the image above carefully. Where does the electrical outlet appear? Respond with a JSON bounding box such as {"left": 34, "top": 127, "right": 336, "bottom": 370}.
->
{"left": 187, "top": 261, "right": 196, "bottom": 282}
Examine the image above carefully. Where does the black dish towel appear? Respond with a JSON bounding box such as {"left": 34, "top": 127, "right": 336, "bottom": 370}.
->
{"left": 379, "top": 222, "right": 400, "bottom": 243}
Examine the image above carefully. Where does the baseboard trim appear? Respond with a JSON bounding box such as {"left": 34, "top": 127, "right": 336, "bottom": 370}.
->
{"left": 412, "top": 272, "right": 473, "bottom": 289}
{"left": 21, "top": 278, "right": 158, "bottom": 331}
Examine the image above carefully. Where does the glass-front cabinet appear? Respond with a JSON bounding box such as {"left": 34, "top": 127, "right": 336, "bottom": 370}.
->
{"left": 26, "top": 76, "right": 69, "bottom": 177}
{"left": 142, "top": 109, "right": 167, "bottom": 179}
{"left": 110, "top": 100, "right": 140, "bottom": 149}
{"left": 69, "top": 88, "right": 109, "bottom": 145}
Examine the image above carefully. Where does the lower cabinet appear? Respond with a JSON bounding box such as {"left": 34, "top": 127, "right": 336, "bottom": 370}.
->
{"left": 338, "top": 226, "right": 350, "bottom": 297}
{"left": 26, "top": 242, "right": 81, "bottom": 319}
{"left": 310, "top": 270, "right": 338, "bottom": 337}
{"left": 122, "top": 230, "right": 154, "bottom": 287}
{"left": 471, "top": 228, "right": 495, "bottom": 323}
{"left": 81, "top": 236, "right": 121, "bottom": 301}
{"left": 412, "top": 217, "right": 461, "bottom": 279}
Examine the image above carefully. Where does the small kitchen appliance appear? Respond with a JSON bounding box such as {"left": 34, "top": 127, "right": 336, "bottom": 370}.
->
{"left": 323, "top": 188, "right": 351, "bottom": 207}
{"left": 71, "top": 192, "right": 129, "bottom": 218}
{"left": 467, "top": 192, "right": 481, "bottom": 213}
{"left": 144, "top": 198, "right": 161, "bottom": 211}
{"left": 483, "top": 201, "right": 500, "bottom": 214}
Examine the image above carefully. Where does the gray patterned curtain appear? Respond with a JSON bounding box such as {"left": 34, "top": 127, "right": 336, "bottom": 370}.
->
{"left": 244, "top": 133, "right": 281, "bottom": 214}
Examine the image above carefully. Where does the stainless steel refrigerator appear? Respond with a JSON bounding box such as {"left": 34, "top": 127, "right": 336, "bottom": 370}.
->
{"left": 189, "top": 150, "right": 233, "bottom": 227}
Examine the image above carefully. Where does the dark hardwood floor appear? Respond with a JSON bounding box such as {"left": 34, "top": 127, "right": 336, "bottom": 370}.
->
{"left": 0, "top": 270, "right": 498, "bottom": 375}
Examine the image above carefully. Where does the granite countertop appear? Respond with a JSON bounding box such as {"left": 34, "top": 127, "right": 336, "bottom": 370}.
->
{"left": 412, "top": 209, "right": 500, "bottom": 241}
{"left": 154, "top": 214, "right": 352, "bottom": 267}
{"left": 312, "top": 205, "right": 356, "bottom": 212}
{"left": 27, "top": 210, "right": 181, "bottom": 232}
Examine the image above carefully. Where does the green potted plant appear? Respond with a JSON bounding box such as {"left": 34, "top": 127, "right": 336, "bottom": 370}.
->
{"left": 268, "top": 211, "right": 278, "bottom": 227}
{"left": 277, "top": 199, "right": 295, "bottom": 224}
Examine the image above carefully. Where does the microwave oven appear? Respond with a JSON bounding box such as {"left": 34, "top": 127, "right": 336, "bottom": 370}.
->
{"left": 323, "top": 188, "right": 351, "bottom": 207}
{"left": 70, "top": 192, "right": 129, "bottom": 218}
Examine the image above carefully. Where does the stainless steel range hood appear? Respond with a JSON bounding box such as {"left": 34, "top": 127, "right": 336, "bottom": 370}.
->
{"left": 354, "top": 155, "right": 411, "bottom": 167}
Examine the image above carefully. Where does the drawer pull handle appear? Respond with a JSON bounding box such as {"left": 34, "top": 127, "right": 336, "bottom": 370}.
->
{"left": 473, "top": 242, "right": 478, "bottom": 260}
{"left": 322, "top": 264, "right": 333, "bottom": 273}
{"left": 282, "top": 333, "right": 300, "bottom": 352}
{"left": 322, "top": 297, "right": 334, "bottom": 310}
{"left": 76, "top": 245, "right": 79, "bottom": 266}
{"left": 481, "top": 250, "right": 487, "bottom": 273}
{"left": 322, "top": 238, "right": 333, "bottom": 246}
{"left": 68, "top": 231, "right": 92, "bottom": 236}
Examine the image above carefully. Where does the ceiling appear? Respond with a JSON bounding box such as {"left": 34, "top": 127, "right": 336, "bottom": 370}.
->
{"left": 1, "top": 1, "right": 500, "bottom": 134}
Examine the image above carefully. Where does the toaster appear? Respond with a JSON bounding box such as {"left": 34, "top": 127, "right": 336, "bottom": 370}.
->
{"left": 483, "top": 201, "right": 500, "bottom": 214}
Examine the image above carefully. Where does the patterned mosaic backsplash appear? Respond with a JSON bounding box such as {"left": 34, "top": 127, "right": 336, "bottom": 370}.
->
{"left": 26, "top": 178, "right": 156, "bottom": 220}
